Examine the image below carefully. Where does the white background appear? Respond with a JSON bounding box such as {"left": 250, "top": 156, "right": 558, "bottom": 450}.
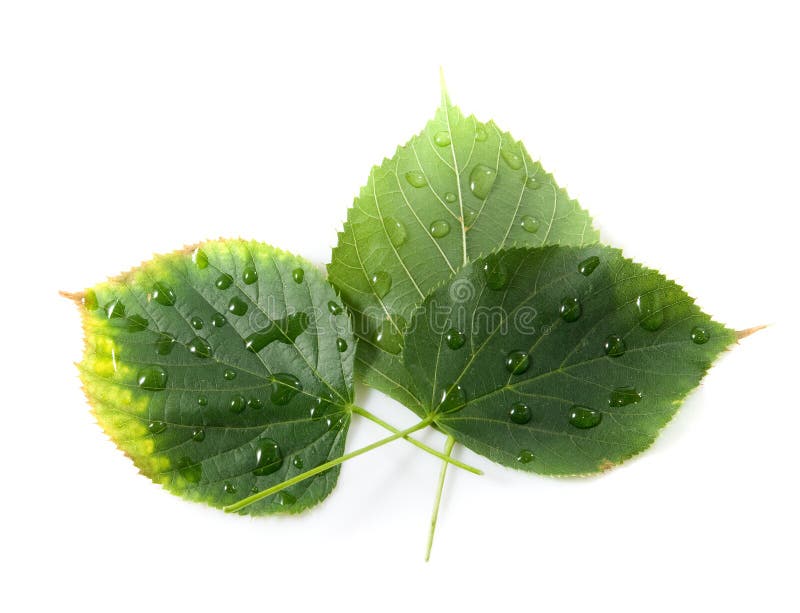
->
{"left": 1, "top": 1, "right": 798, "bottom": 611}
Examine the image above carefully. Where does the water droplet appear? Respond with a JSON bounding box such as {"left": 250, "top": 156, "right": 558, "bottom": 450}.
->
{"left": 127, "top": 314, "right": 148, "bottom": 332}
{"left": 311, "top": 391, "right": 334, "bottom": 418}
{"left": 603, "top": 335, "right": 626, "bottom": 357}
{"left": 438, "top": 384, "right": 467, "bottom": 413}
{"left": 405, "top": 170, "right": 427, "bottom": 188}
{"left": 190, "top": 316, "right": 204, "bottom": 330}
{"left": 244, "top": 312, "right": 309, "bottom": 353}
{"left": 152, "top": 282, "right": 176, "bottom": 306}
{"left": 429, "top": 220, "right": 451, "bottom": 238}
{"left": 328, "top": 301, "right": 342, "bottom": 315}
{"left": 559, "top": 297, "right": 582, "bottom": 322}
{"left": 292, "top": 456, "right": 304, "bottom": 470}
{"left": 569, "top": 406, "right": 602, "bottom": 429}
{"left": 463, "top": 209, "right": 477, "bottom": 227}
{"left": 192, "top": 428, "right": 206, "bottom": 442}
{"left": 197, "top": 395, "right": 208, "bottom": 407}
{"left": 516, "top": 450, "right": 534, "bottom": 464}
{"left": 105, "top": 298, "right": 125, "bottom": 319}
{"left": 247, "top": 397, "right": 264, "bottom": 410}
{"left": 520, "top": 215, "right": 539, "bottom": 234}
{"left": 578, "top": 256, "right": 600, "bottom": 276}
{"left": 505, "top": 350, "right": 531, "bottom": 375}
{"left": 177, "top": 457, "right": 202, "bottom": 483}
{"left": 253, "top": 438, "right": 283, "bottom": 476}
{"left": 501, "top": 147, "right": 523, "bottom": 170}
{"left": 444, "top": 192, "right": 457, "bottom": 203}
{"left": 137, "top": 366, "right": 167, "bottom": 391}
{"left": 475, "top": 124, "right": 488, "bottom": 142}
{"left": 609, "top": 387, "right": 642, "bottom": 407}
{"left": 370, "top": 271, "right": 392, "bottom": 298}
{"left": 445, "top": 328, "right": 465, "bottom": 350}
{"left": 82, "top": 289, "right": 99, "bottom": 311}
{"left": 384, "top": 217, "right": 408, "bottom": 247}
{"left": 434, "top": 130, "right": 451, "bottom": 147}
{"left": 374, "top": 317, "right": 405, "bottom": 355}
{"left": 277, "top": 491, "right": 296, "bottom": 506}
{"left": 636, "top": 292, "right": 664, "bottom": 331}
{"left": 525, "top": 175, "right": 542, "bottom": 190}
{"left": 212, "top": 313, "right": 227, "bottom": 327}
{"left": 691, "top": 326, "right": 710, "bottom": 344}
{"left": 292, "top": 268, "right": 304, "bottom": 284}
{"left": 229, "top": 395, "right": 246, "bottom": 413}
{"left": 187, "top": 336, "right": 212, "bottom": 359}
{"left": 469, "top": 164, "right": 497, "bottom": 199}
{"left": 155, "top": 333, "right": 176, "bottom": 355}
{"left": 336, "top": 338, "right": 348, "bottom": 352}
{"left": 223, "top": 482, "right": 237, "bottom": 494}
{"left": 228, "top": 296, "right": 248, "bottom": 316}
{"left": 242, "top": 266, "right": 258, "bottom": 285}
{"left": 193, "top": 248, "right": 209, "bottom": 270}
{"left": 509, "top": 403, "right": 532, "bottom": 424}
{"left": 482, "top": 254, "right": 509, "bottom": 290}
{"left": 328, "top": 415, "right": 347, "bottom": 431}
{"left": 271, "top": 373, "right": 302, "bottom": 405}
{"left": 147, "top": 420, "right": 167, "bottom": 434}
{"left": 223, "top": 369, "right": 237, "bottom": 381}
{"left": 215, "top": 273, "right": 233, "bottom": 290}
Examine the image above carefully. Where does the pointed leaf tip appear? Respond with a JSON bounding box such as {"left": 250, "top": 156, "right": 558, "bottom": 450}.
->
{"left": 736, "top": 325, "right": 768, "bottom": 340}
{"left": 439, "top": 67, "right": 450, "bottom": 107}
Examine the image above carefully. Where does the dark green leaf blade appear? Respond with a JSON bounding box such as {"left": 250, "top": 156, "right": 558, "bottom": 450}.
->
{"left": 328, "top": 93, "right": 599, "bottom": 414}
{"left": 403, "top": 245, "right": 735, "bottom": 475}
{"left": 75, "top": 240, "right": 355, "bottom": 513}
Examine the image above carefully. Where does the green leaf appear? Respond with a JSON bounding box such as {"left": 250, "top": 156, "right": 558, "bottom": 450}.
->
{"left": 74, "top": 240, "right": 355, "bottom": 514}
{"left": 402, "top": 245, "right": 736, "bottom": 475}
{"left": 328, "top": 90, "right": 599, "bottom": 414}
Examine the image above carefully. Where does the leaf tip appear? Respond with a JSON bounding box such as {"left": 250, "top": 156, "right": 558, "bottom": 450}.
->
{"left": 736, "top": 324, "right": 768, "bottom": 341}
{"left": 439, "top": 67, "right": 450, "bottom": 107}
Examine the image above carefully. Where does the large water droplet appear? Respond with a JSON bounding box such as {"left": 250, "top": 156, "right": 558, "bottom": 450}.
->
{"left": 292, "top": 268, "right": 304, "bottom": 284}
{"left": 253, "top": 438, "right": 283, "bottom": 476}
{"left": 637, "top": 292, "right": 664, "bottom": 331}
{"left": 578, "top": 256, "right": 600, "bottom": 276}
{"left": 105, "top": 298, "right": 126, "bottom": 319}
{"left": 127, "top": 314, "right": 149, "bottom": 332}
{"left": 229, "top": 395, "right": 246, "bottom": 413}
{"left": 444, "top": 192, "right": 457, "bottom": 204}
{"left": 277, "top": 491, "right": 297, "bottom": 506}
{"left": 609, "top": 387, "right": 642, "bottom": 407}
{"left": 482, "top": 254, "right": 509, "bottom": 290}
{"left": 215, "top": 273, "right": 233, "bottom": 290}
{"left": 405, "top": 170, "right": 427, "bottom": 188}
{"left": 192, "top": 428, "right": 206, "bottom": 442}
{"left": 228, "top": 296, "right": 248, "bottom": 316}
{"left": 569, "top": 406, "right": 602, "bottom": 429}
{"left": 445, "top": 328, "right": 465, "bottom": 350}
{"left": 430, "top": 220, "right": 451, "bottom": 238}
{"left": 516, "top": 450, "right": 534, "bottom": 464}
{"left": 223, "top": 369, "right": 237, "bottom": 381}
{"left": 374, "top": 316, "right": 405, "bottom": 355}
{"left": 505, "top": 351, "right": 531, "bottom": 375}
{"left": 501, "top": 147, "right": 523, "bottom": 170}
{"left": 155, "top": 333, "right": 176, "bottom": 355}
{"left": 147, "top": 420, "right": 167, "bottom": 434}
{"left": 190, "top": 316, "right": 204, "bottom": 330}
{"left": 509, "top": 403, "right": 532, "bottom": 424}
{"left": 691, "top": 326, "right": 710, "bottom": 344}
{"left": 434, "top": 130, "right": 451, "bottom": 147}
{"left": 370, "top": 271, "right": 392, "bottom": 298}
{"left": 384, "top": 217, "right": 408, "bottom": 247}
{"left": 177, "top": 457, "right": 202, "bottom": 483}
{"left": 328, "top": 301, "right": 342, "bottom": 315}
{"left": 212, "top": 313, "right": 227, "bottom": 327}
{"left": 187, "top": 336, "right": 212, "bottom": 358}
{"left": 137, "top": 366, "right": 167, "bottom": 391}
{"left": 559, "top": 297, "right": 582, "bottom": 322}
{"left": 197, "top": 395, "right": 208, "bottom": 407}
{"left": 245, "top": 312, "right": 309, "bottom": 353}
{"left": 247, "top": 397, "right": 264, "bottom": 410}
{"left": 520, "top": 215, "right": 539, "bottom": 234}
{"left": 152, "top": 282, "right": 176, "bottom": 306}
{"left": 271, "top": 373, "right": 302, "bottom": 405}
{"left": 82, "top": 289, "right": 99, "bottom": 311}
{"left": 192, "top": 248, "right": 209, "bottom": 270}
{"left": 469, "top": 164, "right": 497, "bottom": 199}
{"left": 243, "top": 266, "right": 258, "bottom": 285}
{"left": 439, "top": 384, "right": 467, "bottom": 413}
{"left": 336, "top": 338, "right": 348, "bottom": 352}
{"left": 604, "top": 335, "right": 626, "bottom": 357}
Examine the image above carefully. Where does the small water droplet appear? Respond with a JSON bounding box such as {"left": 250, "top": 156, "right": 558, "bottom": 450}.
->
{"left": 370, "top": 271, "right": 392, "bottom": 298}
{"left": 609, "top": 387, "right": 642, "bottom": 407}
{"left": 444, "top": 192, "right": 457, "bottom": 203}
{"left": 636, "top": 292, "right": 664, "bottom": 331}
{"left": 463, "top": 209, "right": 477, "bottom": 227}
{"left": 475, "top": 124, "right": 488, "bottom": 142}
{"left": 569, "top": 405, "right": 602, "bottom": 429}
{"left": 223, "top": 482, "right": 237, "bottom": 494}
{"left": 384, "top": 217, "right": 408, "bottom": 247}
{"left": 559, "top": 297, "right": 582, "bottom": 322}
{"left": 271, "top": 373, "right": 302, "bottom": 405}
{"left": 311, "top": 391, "right": 334, "bottom": 418}
{"left": 516, "top": 450, "right": 534, "bottom": 464}
{"left": 187, "top": 336, "right": 212, "bottom": 358}
{"left": 505, "top": 351, "right": 531, "bottom": 375}
{"left": 292, "top": 268, "right": 304, "bottom": 284}
{"left": 127, "top": 314, "right": 148, "bottom": 332}
{"left": 152, "top": 282, "right": 176, "bottom": 306}
{"left": 244, "top": 312, "right": 309, "bottom": 353}
{"left": 578, "top": 256, "right": 600, "bottom": 276}
{"left": 197, "top": 395, "right": 208, "bottom": 407}
{"left": 277, "top": 491, "right": 296, "bottom": 506}
{"left": 520, "top": 215, "right": 539, "bottom": 234}
{"left": 501, "top": 147, "right": 523, "bottom": 170}
{"left": 253, "top": 438, "right": 283, "bottom": 476}
{"left": 229, "top": 395, "right": 246, "bottom": 413}
{"left": 247, "top": 397, "right": 264, "bottom": 410}
{"left": 469, "top": 164, "right": 497, "bottom": 199}
{"left": 82, "top": 289, "right": 99, "bottom": 311}
{"left": 509, "top": 403, "right": 532, "bottom": 424}
{"left": 242, "top": 266, "right": 258, "bottom": 285}
{"left": 691, "top": 326, "right": 710, "bottom": 344}
{"left": 439, "top": 384, "right": 467, "bottom": 413}
{"left": 137, "top": 366, "right": 167, "bottom": 391}
{"left": 434, "top": 130, "right": 451, "bottom": 147}
{"left": 328, "top": 415, "right": 347, "bottom": 431}
{"left": 105, "top": 298, "right": 125, "bottom": 319}
{"left": 211, "top": 313, "right": 227, "bottom": 327}
{"left": 336, "top": 337, "right": 348, "bottom": 352}
{"left": 604, "top": 335, "right": 626, "bottom": 357}
{"left": 192, "top": 428, "right": 206, "bottom": 442}
{"left": 193, "top": 248, "right": 209, "bottom": 270}
{"left": 374, "top": 316, "right": 405, "bottom": 355}
{"left": 215, "top": 273, "right": 233, "bottom": 290}
{"left": 190, "top": 316, "right": 204, "bottom": 330}
{"left": 147, "top": 420, "right": 167, "bottom": 434}
{"left": 177, "top": 457, "right": 202, "bottom": 483}
{"left": 328, "top": 301, "right": 342, "bottom": 315}
{"left": 430, "top": 220, "right": 451, "bottom": 238}
{"left": 292, "top": 456, "right": 304, "bottom": 470}
{"left": 525, "top": 175, "right": 542, "bottom": 190}
{"left": 445, "top": 328, "right": 465, "bottom": 350}
{"left": 482, "top": 255, "right": 509, "bottom": 290}
{"left": 155, "top": 333, "right": 176, "bottom": 355}
{"left": 405, "top": 170, "right": 427, "bottom": 188}
{"left": 223, "top": 369, "right": 237, "bottom": 381}
{"left": 228, "top": 296, "right": 248, "bottom": 316}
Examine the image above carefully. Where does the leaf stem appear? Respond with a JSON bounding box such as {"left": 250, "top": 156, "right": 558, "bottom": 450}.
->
{"left": 425, "top": 435, "right": 455, "bottom": 562}
{"left": 223, "top": 416, "right": 434, "bottom": 514}
{"left": 350, "top": 405, "right": 482, "bottom": 475}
